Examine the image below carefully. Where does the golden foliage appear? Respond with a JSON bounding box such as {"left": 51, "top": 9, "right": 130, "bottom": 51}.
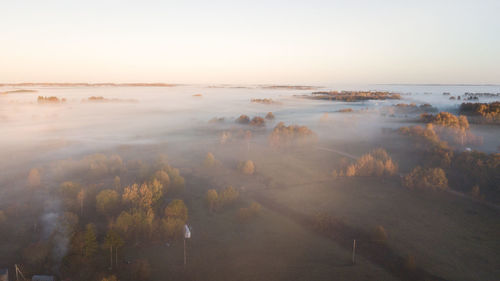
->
{"left": 238, "top": 160, "right": 255, "bottom": 175}
{"left": 403, "top": 166, "right": 448, "bottom": 191}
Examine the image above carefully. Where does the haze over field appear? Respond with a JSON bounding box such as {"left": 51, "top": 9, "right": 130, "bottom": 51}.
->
{"left": 1, "top": 1, "right": 500, "bottom": 281}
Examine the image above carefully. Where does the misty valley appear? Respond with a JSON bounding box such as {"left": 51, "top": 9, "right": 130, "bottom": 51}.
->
{"left": 0, "top": 84, "right": 499, "bottom": 281}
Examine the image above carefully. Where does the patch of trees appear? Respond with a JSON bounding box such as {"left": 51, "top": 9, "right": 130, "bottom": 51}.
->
{"left": 37, "top": 96, "right": 66, "bottom": 103}
{"left": 309, "top": 91, "right": 401, "bottom": 101}
{"left": 235, "top": 115, "right": 266, "bottom": 126}
{"left": 13, "top": 155, "right": 188, "bottom": 280}
{"left": 333, "top": 148, "right": 398, "bottom": 178}
{"left": 402, "top": 166, "right": 448, "bottom": 191}
{"left": 420, "top": 112, "right": 469, "bottom": 130}
{"left": 250, "top": 98, "right": 276, "bottom": 104}
{"left": 459, "top": 102, "right": 500, "bottom": 124}
{"left": 83, "top": 96, "right": 138, "bottom": 103}
{"left": 269, "top": 122, "right": 317, "bottom": 147}
{"left": 338, "top": 108, "right": 353, "bottom": 113}
{"left": 236, "top": 202, "right": 262, "bottom": 223}
{"left": 219, "top": 129, "right": 252, "bottom": 144}
{"left": 407, "top": 112, "right": 482, "bottom": 146}
{"left": 448, "top": 151, "right": 500, "bottom": 202}
{"left": 388, "top": 103, "right": 437, "bottom": 115}
{"left": 205, "top": 186, "right": 240, "bottom": 212}
{"left": 249, "top": 116, "right": 265, "bottom": 127}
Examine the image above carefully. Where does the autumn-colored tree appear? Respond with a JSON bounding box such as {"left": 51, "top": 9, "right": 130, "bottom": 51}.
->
{"left": 205, "top": 189, "right": 218, "bottom": 212}
{"left": 238, "top": 160, "right": 255, "bottom": 175}
{"left": 104, "top": 229, "right": 124, "bottom": 269}
{"left": 96, "top": 189, "right": 120, "bottom": 216}
{"left": 154, "top": 170, "right": 170, "bottom": 191}
{"left": 77, "top": 189, "right": 86, "bottom": 217}
{"left": 250, "top": 116, "right": 265, "bottom": 126}
{"left": 237, "top": 202, "right": 262, "bottom": 223}
{"left": 265, "top": 112, "right": 275, "bottom": 120}
{"left": 204, "top": 152, "right": 216, "bottom": 167}
{"left": 236, "top": 114, "right": 250, "bottom": 124}
{"left": 148, "top": 179, "right": 164, "bottom": 205}
{"left": 164, "top": 199, "right": 188, "bottom": 222}
{"left": 160, "top": 217, "right": 185, "bottom": 241}
{"left": 84, "top": 223, "right": 98, "bottom": 257}
{"left": 219, "top": 186, "right": 239, "bottom": 207}
{"left": 28, "top": 168, "right": 41, "bottom": 188}
{"left": 115, "top": 209, "right": 155, "bottom": 242}
{"left": 166, "top": 168, "right": 185, "bottom": 193}
{"left": 403, "top": 166, "right": 448, "bottom": 191}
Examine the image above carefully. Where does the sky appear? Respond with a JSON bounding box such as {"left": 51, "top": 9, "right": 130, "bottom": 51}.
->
{"left": 1, "top": 0, "right": 499, "bottom": 85}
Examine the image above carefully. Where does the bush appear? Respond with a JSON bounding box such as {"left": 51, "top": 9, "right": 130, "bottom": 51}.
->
{"left": 403, "top": 166, "right": 448, "bottom": 191}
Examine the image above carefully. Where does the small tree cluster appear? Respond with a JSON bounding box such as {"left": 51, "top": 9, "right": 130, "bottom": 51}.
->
{"left": 269, "top": 122, "right": 317, "bottom": 147}
{"left": 236, "top": 202, "right": 262, "bottom": 223}
{"left": 205, "top": 186, "right": 239, "bottom": 212}
{"left": 403, "top": 166, "right": 448, "bottom": 191}
{"left": 338, "top": 148, "right": 398, "bottom": 177}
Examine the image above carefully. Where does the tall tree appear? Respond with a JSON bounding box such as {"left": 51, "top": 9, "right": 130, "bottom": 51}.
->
{"left": 84, "top": 223, "right": 98, "bottom": 258}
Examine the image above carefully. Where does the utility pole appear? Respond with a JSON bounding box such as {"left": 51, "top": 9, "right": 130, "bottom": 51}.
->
{"left": 183, "top": 238, "right": 186, "bottom": 268}
{"left": 352, "top": 239, "right": 356, "bottom": 265}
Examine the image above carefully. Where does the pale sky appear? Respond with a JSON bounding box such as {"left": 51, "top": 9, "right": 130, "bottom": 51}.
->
{"left": 1, "top": 0, "right": 499, "bottom": 84}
